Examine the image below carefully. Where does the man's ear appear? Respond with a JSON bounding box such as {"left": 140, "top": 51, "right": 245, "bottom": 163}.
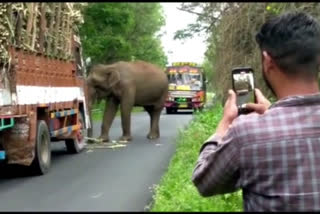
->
{"left": 262, "top": 51, "right": 276, "bottom": 75}
{"left": 262, "top": 51, "right": 280, "bottom": 74}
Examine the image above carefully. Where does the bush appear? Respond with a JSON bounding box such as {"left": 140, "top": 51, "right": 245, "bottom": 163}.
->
{"left": 150, "top": 105, "right": 243, "bottom": 212}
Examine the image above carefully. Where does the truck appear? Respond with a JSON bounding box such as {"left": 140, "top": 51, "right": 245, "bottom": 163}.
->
{"left": 0, "top": 3, "right": 90, "bottom": 175}
{"left": 164, "top": 62, "right": 207, "bottom": 114}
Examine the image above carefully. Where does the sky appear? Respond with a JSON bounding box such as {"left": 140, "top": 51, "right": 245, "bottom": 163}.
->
{"left": 160, "top": 3, "right": 207, "bottom": 66}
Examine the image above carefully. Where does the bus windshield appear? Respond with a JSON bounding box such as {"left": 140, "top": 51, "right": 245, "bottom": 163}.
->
{"left": 167, "top": 68, "right": 203, "bottom": 91}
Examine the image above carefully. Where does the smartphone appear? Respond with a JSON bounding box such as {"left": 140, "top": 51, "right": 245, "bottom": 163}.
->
{"left": 231, "top": 67, "right": 256, "bottom": 115}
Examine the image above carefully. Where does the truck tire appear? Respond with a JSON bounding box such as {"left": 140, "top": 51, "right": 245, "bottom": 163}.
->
{"left": 31, "top": 120, "right": 51, "bottom": 175}
{"left": 65, "top": 112, "right": 87, "bottom": 154}
{"left": 166, "top": 107, "right": 172, "bottom": 114}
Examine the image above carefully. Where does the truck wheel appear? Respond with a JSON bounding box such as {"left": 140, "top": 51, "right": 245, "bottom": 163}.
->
{"left": 65, "top": 112, "right": 87, "bottom": 154}
{"left": 166, "top": 108, "right": 172, "bottom": 114}
{"left": 31, "top": 120, "right": 51, "bottom": 175}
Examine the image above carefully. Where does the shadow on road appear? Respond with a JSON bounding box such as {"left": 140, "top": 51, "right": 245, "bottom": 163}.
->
{"left": 0, "top": 148, "right": 70, "bottom": 179}
{"left": 0, "top": 164, "right": 35, "bottom": 179}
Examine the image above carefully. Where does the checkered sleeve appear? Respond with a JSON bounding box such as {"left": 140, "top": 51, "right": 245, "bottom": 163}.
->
{"left": 192, "top": 125, "right": 241, "bottom": 197}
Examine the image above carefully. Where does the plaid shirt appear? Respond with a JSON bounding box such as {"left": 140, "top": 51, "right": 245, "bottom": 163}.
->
{"left": 192, "top": 93, "right": 320, "bottom": 212}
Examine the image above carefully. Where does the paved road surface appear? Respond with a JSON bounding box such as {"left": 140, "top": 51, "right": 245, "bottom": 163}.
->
{"left": 0, "top": 111, "right": 193, "bottom": 211}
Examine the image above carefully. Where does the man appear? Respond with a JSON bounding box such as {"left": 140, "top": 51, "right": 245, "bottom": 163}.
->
{"left": 192, "top": 12, "right": 320, "bottom": 212}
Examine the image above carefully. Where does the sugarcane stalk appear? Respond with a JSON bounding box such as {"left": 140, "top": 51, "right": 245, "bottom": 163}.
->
{"left": 14, "top": 7, "right": 24, "bottom": 47}
{"left": 7, "top": 3, "right": 12, "bottom": 24}
{"left": 46, "top": 3, "right": 54, "bottom": 56}
{"left": 58, "top": 4, "right": 64, "bottom": 58}
{"left": 67, "top": 3, "right": 74, "bottom": 59}
{"left": 6, "top": 3, "right": 13, "bottom": 43}
{"left": 31, "top": 3, "right": 38, "bottom": 51}
{"left": 53, "top": 3, "right": 61, "bottom": 56}
{"left": 38, "top": 2, "right": 46, "bottom": 53}
{"left": 26, "top": 3, "right": 34, "bottom": 46}
{"left": 64, "top": 6, "right": 69, "bottom": 59}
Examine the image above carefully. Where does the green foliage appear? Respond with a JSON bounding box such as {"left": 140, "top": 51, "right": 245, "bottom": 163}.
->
{"left": 201, "top": 56, "right": 214, "bottom": 92}
{"left": 79, "top": 3, "right": 167, "bottom": 68}
{"left": 150, "top": 105, "right": 243, "bottom": 212}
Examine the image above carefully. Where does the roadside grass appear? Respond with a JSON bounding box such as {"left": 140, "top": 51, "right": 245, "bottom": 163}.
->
{"left": 91, "top": 100, "right": 144, "bottom": 121}
{"left": 150, "top": 104, "right": 243, "bottom": 212}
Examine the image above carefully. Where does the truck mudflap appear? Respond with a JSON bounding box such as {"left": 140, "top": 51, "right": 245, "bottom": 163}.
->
{"left": 1, "top": 114, "right": 36, "bottom": 166}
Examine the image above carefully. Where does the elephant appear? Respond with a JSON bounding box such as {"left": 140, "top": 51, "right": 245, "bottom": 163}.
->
{"left": 86, "top": 60, "right": 169, "bottom": 143}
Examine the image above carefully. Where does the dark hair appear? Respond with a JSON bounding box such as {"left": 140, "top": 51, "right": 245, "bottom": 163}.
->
{"left": 256, "top": 12, "right": 320, "bottom": 78}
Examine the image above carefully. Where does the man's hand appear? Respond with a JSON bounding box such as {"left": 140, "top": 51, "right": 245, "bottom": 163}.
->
{"left": 215, "top": 90, "right": 238, "bottom": 139}
{"left": 222, "top": 89, "right": 238, "bottom": 123}
{"left": 245, "top": 88, "right": 271, "bottom": 114}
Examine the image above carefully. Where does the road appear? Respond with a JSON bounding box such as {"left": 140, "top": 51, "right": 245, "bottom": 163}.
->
{"left": 0, "top": 111, "right": 193, "bottom": 212}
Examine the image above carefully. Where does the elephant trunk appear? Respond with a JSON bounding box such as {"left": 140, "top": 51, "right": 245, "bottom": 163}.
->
{"left": 87, "top": 83, "right": 96, "bottom": 138}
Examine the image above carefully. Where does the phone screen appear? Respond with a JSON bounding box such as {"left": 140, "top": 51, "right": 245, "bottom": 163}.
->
{"left": 232, "top": 70, "right": 255, "bottom": 107}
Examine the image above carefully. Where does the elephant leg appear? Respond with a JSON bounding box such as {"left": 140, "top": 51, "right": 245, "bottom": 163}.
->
{"left": 119, "top": 93, "right": 135, "bottom": 142}
{"left": 147, "top": 106, "right": 162, "bottom": 140}
{"left": 144, "top": 106, "right": 154, "bottom": 137}
{"left": 99, "top": 98, "right": 119, "bottom": 142}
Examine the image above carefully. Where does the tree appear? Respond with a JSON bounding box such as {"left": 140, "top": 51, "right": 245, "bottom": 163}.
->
{"left": 79, "top": 3, "right": 167, "bottom": 68}
{"left": 174, "top": 3, "right": 320, "bottom": 103}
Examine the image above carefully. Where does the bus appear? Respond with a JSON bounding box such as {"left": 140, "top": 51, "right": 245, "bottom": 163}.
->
{"left": 164, "top": 62, "right": 206, "bottom": 114}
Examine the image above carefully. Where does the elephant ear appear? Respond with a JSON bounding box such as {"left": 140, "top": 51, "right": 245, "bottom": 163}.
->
{"left": 89, "top": 64, "right": 120, "bottom": 89}
{"left": 105, "top": 66, "right": 120, "bottom": 88}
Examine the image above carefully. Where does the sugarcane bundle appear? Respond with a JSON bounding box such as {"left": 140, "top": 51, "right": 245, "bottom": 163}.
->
{"left": 0, "top": 3, "right": 11, "bottom": 64}
{"left": 0, "top": 3, "right": 84, "bottom": 59}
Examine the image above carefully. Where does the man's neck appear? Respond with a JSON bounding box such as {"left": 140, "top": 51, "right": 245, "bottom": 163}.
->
{"left": 276, "top": 80, "right": 319, "bottom": 100}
